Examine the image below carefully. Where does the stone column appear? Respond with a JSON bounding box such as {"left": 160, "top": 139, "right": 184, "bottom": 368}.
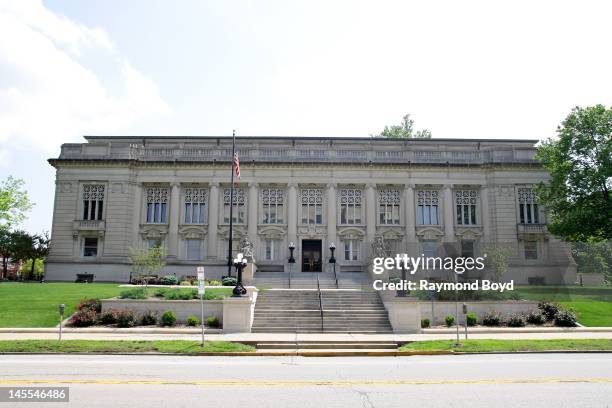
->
{"left": 480, "top": 184, "right": 491, "bottom": 243}
{"left": 131, "top": 183, "right": 143, "bottom": 248}
{"left": 248, "top": 182, "right": 258, "bottom": 245}
{"left": 404, "top": 184, "right": 416, "bottom": 242}
{"left": 443, "top": 184, "right": 455, "bottom": 242}
{"left": 167, "top": 182, "right": 180, "bottom": 259}
{"left": 207, "top": 182, "right": 219, "bottom": 259}
{"left": 327, "top": 183, "right": 337, "bottom": 250}
{"left": 366, "top": 183, "right": 376, "bottom": 242}
{"left": 287, "top": 183, "right": 298, "bottom": 245}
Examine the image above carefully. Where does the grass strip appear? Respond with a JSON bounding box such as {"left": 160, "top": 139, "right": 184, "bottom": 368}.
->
{"left": 0, "top": 340, "right": 255, "bottom": 353}
{"left": 400, "top": 339, "right": 612, "bottom": 352}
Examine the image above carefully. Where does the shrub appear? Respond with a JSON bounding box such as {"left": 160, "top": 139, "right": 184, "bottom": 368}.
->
{"left": 77, "top": 298, "right": 101, "bottom": 313}
{"left": 482, "top": 312, "right": 503, "bottom": 327}
{"left": 160, "top": 275, "right": 178, "bottom": 285}
{"left": 222, "top": 276, "right": 237, "bottom": 286}
{"left": 160, "top": 310, "right": 177, "bottom": 326}
{"left": 68, "top": 308, "right": 97, "bottom": 327}
{"left": 466, "top": 312, "right": 478, "bottom": 327}
{"left": 208, "top": 280, "right": 222, "bottom": 286}
{"left": 187, "top": 315, "right": 200, "bottom": 326}
{"left": 205, "top": 315, "right": 220, "bottom": 328}
{"left": 140, "top": 310, "right": 158, "bottom": 326}
{"left": 99, "top": 309, "right": 119, "bottom": 325}
{"left": 421, "top": 318, "right": 430, "bottom": 328}
{"left": 554, "top": 309, "right": 577, "bottom": 327}
{"left": 180, "top": 280, "right": 192, "bottom": 286}
{"left": 526, "top": 311, "right": 546, "bottom": 325}
{"left": 507, "top": 313, "right": 526, "bottom": 327}
{"left": 538, "top": 301, "right": 561, "bottom": 321}
{"left": 445, "top": 315, "right": 455, "bottom": 327}
{"left": 163, "top": 289, "right": 197, "bottom": 300}
{"left": 119, "top": 288, "right": 147, "bottom": 299}
{"left": 116, "top": 310, "right": 137, "bottom": 328}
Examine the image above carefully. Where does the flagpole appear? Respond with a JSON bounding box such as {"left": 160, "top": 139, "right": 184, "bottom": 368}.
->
{"left": 227, "top": 130, "right": 236, "bottom": 277}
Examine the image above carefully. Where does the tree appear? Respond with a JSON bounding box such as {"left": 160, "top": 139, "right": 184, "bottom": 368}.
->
{"left": 0, "top": 176, "right": 33, "bottom": 227}
{"left": 0, "top": 228, "right": 32, "bottom": 279}
{"left": 373, "top": 113, "right": 432, "bottom": 139}
{"left": 571, "top": 241, "right": 612, "bottom": 284}
{"left": 128, "top": 246, "right": 166, "bottom": 292}
{"left": 26, "top": 232, "right": 49, "bottom": 280}
{"left": 535, "top": 105, "right": 611, "bottom": 241}
{"left": 483, "top": 244, "right": 512, "bottom": 281}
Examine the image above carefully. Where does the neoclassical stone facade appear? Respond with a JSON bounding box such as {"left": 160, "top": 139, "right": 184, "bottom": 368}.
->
{"left": 46, "top": 136, "right": 577, "bottom": 284}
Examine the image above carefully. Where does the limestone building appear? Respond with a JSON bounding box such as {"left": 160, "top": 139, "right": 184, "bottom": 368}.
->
{"left": 46, "top": 136, "right": 577, "bottom": 284}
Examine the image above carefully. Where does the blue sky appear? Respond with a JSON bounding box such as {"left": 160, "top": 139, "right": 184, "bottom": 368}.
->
{"left": 1, "top": 0, "right": 611, "bottom": 234}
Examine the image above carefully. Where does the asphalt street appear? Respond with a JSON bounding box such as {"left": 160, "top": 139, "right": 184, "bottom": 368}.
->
{"left": 1, "top": 354, "right": 611, "bottom": 408}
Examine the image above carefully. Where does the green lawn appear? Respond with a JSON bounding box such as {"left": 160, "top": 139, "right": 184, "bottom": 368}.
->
{"left": 400, "top": 339, "right": 612, "bottom": 352}
{"left": 515, "top": 285, "right": 612, "bottom": 326}
{"left": 0, "top": 282, "right": 125, "bottom": 327}
{"left": 0, "top": 340, "right": 255, "bottom": 353}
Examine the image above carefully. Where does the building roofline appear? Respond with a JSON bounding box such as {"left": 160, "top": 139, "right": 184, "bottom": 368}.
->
{"left": 83, "top": 135, "right": 540, "bottom": 144}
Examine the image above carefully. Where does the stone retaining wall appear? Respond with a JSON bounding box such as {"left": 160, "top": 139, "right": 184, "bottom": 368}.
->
{"left": 419, "top": 301, "right": 539, "bottom": 325}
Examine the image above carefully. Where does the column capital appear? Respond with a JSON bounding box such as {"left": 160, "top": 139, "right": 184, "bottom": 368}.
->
{"left": 287, "top": 182, "right": 298, "bottom": 188}
{"left": 209, "top": 182, "right": 220, "bottom": 188}
{"left": 365, "top": 183, "right": 377, "bottom": 189}
{"left": 326, "top": 182, "right": 337, "bottom": 189}
{"left": 170, "top": 181, "right": 181, "bottom": 188}
{"left": 404, "top": 183, "right": 415, "bottom": 189}
{"left": 443, "top": 184, "right": 453, "bottom": 190}
{"left": 248, "top": 181, "right": 258, "bottom": 188}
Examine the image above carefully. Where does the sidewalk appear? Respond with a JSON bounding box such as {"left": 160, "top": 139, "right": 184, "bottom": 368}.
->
{"left": 0, "top": 327, "right": 611, "bottom": 342}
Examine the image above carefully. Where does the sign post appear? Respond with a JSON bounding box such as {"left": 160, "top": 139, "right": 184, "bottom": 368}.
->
{"left": 58, "top": 304, "right": 65, "bottom": 341}
{"left": 197, "top": 267, "right": 205, "bottom": 347}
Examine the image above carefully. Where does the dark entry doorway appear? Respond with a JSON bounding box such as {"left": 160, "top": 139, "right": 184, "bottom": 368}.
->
{"left": 301, "top": 239, "right": 322, "bottom": 272}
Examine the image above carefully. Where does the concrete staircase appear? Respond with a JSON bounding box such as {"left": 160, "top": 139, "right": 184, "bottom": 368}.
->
{"left": 251, "top": 272, "right": 369, "bottom": 290}
{"left": 251, "top": 289, "right": 393, "bottom": 333}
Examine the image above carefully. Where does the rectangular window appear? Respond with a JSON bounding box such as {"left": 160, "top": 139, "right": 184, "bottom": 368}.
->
{"left": 524, "top": 241, "right": 538, "bottom": 260}
{"left": 148, "top": 238, "right": 162, "bottom": 249}
{"left": 185, "top": 239, "right": 202, "bottom": 261}
{"left": 343, "top": 239, "right": 360, "bottom": 261}
{"left": 82, "top": 184, "right": 105, "bottom": 221}
{"left": 461, "top": 240, "right": 475, "bottom": 258}
{"left": 422, "top": 240, "right": 437, "bottom": 258}
{"left": 340, "top": 189, "right": 362, "bottom": 224}
{"left": 145, "top": 187, "right": 169, "bottom": 224}
{"left": 184, "top": 188, "right": 207, "bottom": 224}
{"left": 262, "top": 188, "right": 284, "bottom": 224}
{"left": 223, "top": 188, "right": 246, "bottom": 224}
{"left": 300, "top": 188, "right": 323, "bottom": 225}
{"left": 378, "top": 189, "right": 401, "bottom": 225}
{"left": 518, "top": 188, "right": 540, "bottom": 224}
{"left": 264, "top": 239, "right": 279, "bottom": 260}
{"left": 456, "top": 190, "right": 478, "bottom": 225}
{"left": 417, "top": 190, "right": 439, "bottom": 225}
{"left": 83, "top": 237, "right": 98, "bottom": 257}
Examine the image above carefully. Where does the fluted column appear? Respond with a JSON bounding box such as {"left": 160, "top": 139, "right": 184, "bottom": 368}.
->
{"left": 327, "top": 183, "right": 337, "bottom": 261}
{"left": 287, "top": 183, "right": 298, "bottom": 245}
{"left": 248, "top": 182, "right": 258, "bottom": 245}
{"left": 167, "top": 182, "right": 180, "bottom": 259}
{"left": 207, "top": 182, "right": 219, "bottom": 259}
{"left": 366, "top": 184, "right": 376, "bottom": 242}
{"left": 443, "top": 184, "right": 455, "bottom": 242}
{"left": 480, "top": 184, "right": 491, "bottom": 243}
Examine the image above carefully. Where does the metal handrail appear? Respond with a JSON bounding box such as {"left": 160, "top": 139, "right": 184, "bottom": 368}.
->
{"left": 333, "top": 263, "right": 338, "bottom": 289}
{"left": 288, "top": 264, "right": 292, "bottom": 289}
{"left": 316, "top": 272, "right": 324, "bottom": 332}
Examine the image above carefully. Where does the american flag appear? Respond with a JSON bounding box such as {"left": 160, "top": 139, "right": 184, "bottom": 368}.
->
{"left": 233, "top": 153, "right": 241, "bottom": 179}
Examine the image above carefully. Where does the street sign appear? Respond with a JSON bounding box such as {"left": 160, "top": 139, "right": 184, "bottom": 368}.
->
{"left": 198, "top": 280, "right": 205, "bottom": 295}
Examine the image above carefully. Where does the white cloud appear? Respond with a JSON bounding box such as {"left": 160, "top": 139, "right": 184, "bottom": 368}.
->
{"left": 0, "top": 0, "right": 170, "bottom": 154}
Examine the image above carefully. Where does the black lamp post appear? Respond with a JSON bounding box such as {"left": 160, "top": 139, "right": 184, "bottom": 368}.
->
{"left": 288, "top": 242, "right": 295, "bottom": 289}
{"left": 329, "top": 242, "right": 337, "bottom": 288}
{"left": 232, "top": 253, "right": 248, "bottom": 297}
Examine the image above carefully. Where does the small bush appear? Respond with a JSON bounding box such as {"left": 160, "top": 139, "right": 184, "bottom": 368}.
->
{"left": 160, "top": 275, "right": 178, "bottom": 285}
{"left": 99, "top": 309, "right": 119, "bottom": 325}
{"left": 507, "top": 313, "right": 526, "bottom": 327}
{"left": 116, "top": 310, "right": 137, "bottom": 328}
{"left": 139, "top": 310, "right": 158, "bottom": 326}
{"left": 466, "top": 312, "right": 478, "bottom": 327}
{"left": 119, "top": 288, "right": 147, "bottom": 299}
{"left": 445, "top": 315, "right": 455, "bottom": 327}
{"left": 222, "top": 276, "right": 237, "bottom": 286}
{"left": 554, "top": 309, "right": 577, "bottom": 327}
{"left": 187, "top": 315, "right": 200, "bottom": 326}
{"left": 538, "top": 301, "right": 561, "bottom": 321}
{"left": 205, "top": 315, "right": 220, "bottom": 328}
{"left": 77, "top": 298, "right": 101, "bottom": 313}
{"left": 160, "top": 310, "right": 177, "bottom": 326}
{"left": 421, "top": 318, "right": 431, "bottom": 328}
{"left": 526, "top": 311, "right": 546, "bottom": 325}
{"left": 163, "top": 289, "right": 197, "bottom": 300}
{"left": 68, "top": 308, "right": 97, "bottom": 327}
{"left": 180, "top": 280, "right": 192, "bottom": 286}
{"left": 208, "top": 280, "right": 222, "bottom": 286}
{"left": 482, "top": 312, "right": 503, "bottom": 327}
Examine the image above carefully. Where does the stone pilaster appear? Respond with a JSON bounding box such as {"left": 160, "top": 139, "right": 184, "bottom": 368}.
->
{"left": 366, "top": 183, "right": 376, "bottom": 242}
{"left": 404, "top": 184, "right": 416, "bottom": 242}
{"left": 480, "top": 184, "right": 491, "bottom": 243}
{"left": 443, "top": 184, "right": 455, "bottom": 242}
{"left": 167, "top": 182, "right": 180, "bottom": 259}
{"left": 327, "top": 183, "right": 337, "bottom": 249}
{"left": 248, "top": 182, "right": 258, "bottom": 244}
{"left": 207, "top": 182, "right": 219, "bottom": 259}
{"left": 131, "top": 183, "right": 142, "bottom": 248}
{"left": 287, "top": 183, "right": 298, "bottom": 245}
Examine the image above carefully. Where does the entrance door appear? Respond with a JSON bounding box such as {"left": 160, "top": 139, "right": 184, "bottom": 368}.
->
{"left": 301, "top": 240, "right": 322, "bottom": 272}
